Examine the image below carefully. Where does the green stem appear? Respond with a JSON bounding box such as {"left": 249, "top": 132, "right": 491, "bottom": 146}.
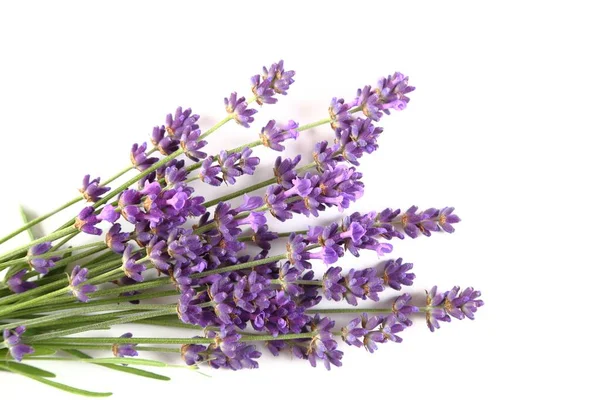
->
{"left": 238, "top": 230, "right": 308, "bottom": 243}
{"left": 0, "top": 199, "right": 80, "bottom": 247}
{"left": 34, "top": 332, "right": 316, "bottom": 345}
{"left": 0, "top": 259, "right": 121, "bottom": 307}
{"left": 0, "top": 227, "right": 77, "bottom": 263}
{"left": 305, "top": 307, "right": 393, "bottom": 314}
{"left": 43, "top": 344, "right": 181, "bottom": 353}
{"left": 203, "top": 177, "right": 278, "bottom": 208}
{"left": 199, "top": 115, "right": 235, "bottom": 140}
{"left": 0, "top": 304, "right": 174, "bottom": 331}
{"left": 0, "top": 242, "right": 106, "bottom": 270}
{"left": 27, "top": 308, "right": 177, "bottom": 343}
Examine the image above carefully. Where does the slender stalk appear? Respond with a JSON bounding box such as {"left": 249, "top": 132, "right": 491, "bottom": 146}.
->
{"left": 0, "top": 227, "right": 77, "bottom": 263}
{"left": 34, "top": 332, "right": 316, "bottom": 345}
{"left": 0, "top": 242, "right": 106, "bottom": 270}
{"left": 43, "top": 344, "right": 181, "bottom": 353}
{"left": 0, "top": 304, "right": 174, "bottom": 331}
{"left": 0, "top": 199, "right": 80, "bottom": 247}
{"left": 305, "top": 307, "right": 393, "bottom": 314}
{"left": 27, "top": 308, "right": 177, "bottom": 343}
{"left": 0, "top": 259, "right": 121, "bottom": 307}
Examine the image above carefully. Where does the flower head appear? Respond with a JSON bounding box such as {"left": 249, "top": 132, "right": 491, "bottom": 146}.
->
{"left": 68, "top": 265, "right": 96, "bottom": 302}
{"left": 79, "top": 175, "right": 110, "bottom": 202}
{"left": 112, "top": 333, "right": 138, "bottom": 358}
{"left": 3, "top": 326, "right": 34, "bottom": 362}
{"left": 225, "top": 92, "right": 257, "bottom": 128}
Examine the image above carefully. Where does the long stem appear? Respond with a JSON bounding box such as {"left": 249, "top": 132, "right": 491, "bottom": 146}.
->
{"left": 0, "top": 199, "right": 80, "bottom": 247}
{"left": 0, "top": 304, "right": 174, "bottom": 331}
{"left": 0, "top": 259, "right": 121, "bottom": 307}
{"left": 33, "top": 332, "right": 316, "bottom": 346}
{"left": 305, "top": 307, "right": 393, "bottom": 314}
{"left": 0, "top": 227, "right": 77, "bottom": 263}
{"left": 27, "top": 308, "right": 177, "bottom": 343}
{"left": 0, "top": 166, "right": 133, "bottom": 248}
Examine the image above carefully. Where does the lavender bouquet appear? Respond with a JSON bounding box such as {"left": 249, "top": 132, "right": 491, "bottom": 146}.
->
{"left": 0, "top": 61, "right": 482, "bottom": 396}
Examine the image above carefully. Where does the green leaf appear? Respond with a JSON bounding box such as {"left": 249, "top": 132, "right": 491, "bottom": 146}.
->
{"left": 64, "top": 350, "right": 170, "bottom": 381}
{"left": 24, "top": 346, "right": 58, "bottom": 357}
{"left": 19, "top": 205, "right": 36, "bottom": 241}
{"left": 2, "top": 361, "right": 56, "bottom": 377}
{"left": 81, "top": 357, "right": 168, "bottom": 367}
{"left": 3, "top": 364, "right": 112, "bottom": 397}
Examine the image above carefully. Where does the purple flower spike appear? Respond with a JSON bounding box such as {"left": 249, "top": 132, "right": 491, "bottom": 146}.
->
{"left": 329, "top": 98, "right": 354, "bottom": 130}
{"left": 68, "top": 265, "right": 96, "bottom": 302}
{"left": 423, "top": 286, "right": 484, "bottom": 332}
{"left": 259, "top": 120, "right": 300, "bottom": 151}
{"left": 307, "top": 315, "right": 343, "bottom": 370}
{"left": 438, "top": 207, "right": 461, "bottom": 233}
{"left": 198, "top": 156, "right": 223, "bottom": 186}
{"left": 273, "top": 155, "right": 301, "bottom": 188}
{"left": 392, "top": 293, "right": 419, "bottom": 321}
{"left": 180, "top": 129, "right": 207, "bottom": 162}
{"left": 165, "top": 107, "right": 200, "bottom": 140}
{"left": 121, "top": 245, "right": 146, "bottom": 282}
{"left": 105, "top": 223, "right": 130, "bottom": 253}
{"left": 7, "top": 269, "right": 37, "bottom": 293}
{"left": 225, "top": 92, "right": 257, "bottom": 128}
{"left": 263, "top": 60, "right": 295, "bottom": 96}
{"left": 239, "top": 147, "right": 260, "bottom": 176}
{"left": 383, "top": 258, "right": 416, "bottom": 290}
{"left": 444, "top": 286, "right": 485, "bottom": 321}
{"left": 251, "top": 60, "right": 295, "bottom": 105}
{"left": 322, "top": 266, "right": 346, "bottom": 301}
{"left": 341, "top": 318, "right": 368, "bottom": 348}
{"left": 112, "top": 333, "right": 138, "bottom": 358}
{"left": 151, "top": 125, "right": 179, "bottom": 155}
{"left": 79, "top": 175, "right": 110, "bottom": 202}
{"left": 130, "top": 142, "right": 158, "bottom": 171}
{"left": 98, "top": 204, "right": 119, "bottom": 224}
{"left": 27, "top": 242, "right": 60, "bottom": 274}
{"left": 181, "top": 341, "right": 207, "bottom": 366}
{"left": 74, "top": 206, "right": 102, "bottom": 235}
{"left": 3, "top": 326, "right": 34, "bottom": 362}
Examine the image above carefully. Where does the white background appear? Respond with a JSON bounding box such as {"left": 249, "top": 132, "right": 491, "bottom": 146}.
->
{"left": 1, "top": 1, "right": 599, "bottom": 399}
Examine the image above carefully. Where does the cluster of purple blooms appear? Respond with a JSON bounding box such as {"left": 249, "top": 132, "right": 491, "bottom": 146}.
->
{"left": 4, "top": 60, "right": 483, "bottom": 373}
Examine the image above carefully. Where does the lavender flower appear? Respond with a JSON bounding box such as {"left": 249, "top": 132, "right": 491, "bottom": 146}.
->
{"left": 3, "top": 326, "right": 34, "bottom": 362}
{"left": 27, "top": 242, "right": 60, "bottom": 274}
{"left": 329, "top": 97, "right": 354, "bottom": 130}
{"left": 121, "top": 245, "right": 146, "bottom": 282}
{"left": 392, "top": 294, "right": 419, "bottom": 321}
{"left": 198, "top": 156, "right": 222, "bottom": 186}
{"left": 6, "top": 269, "right": 36, "bottom": 293}
{"left": 151, "top": 125, "right": 179, "bottom": 155}
{"left": 273, "top": 155, "right": 301, "bottom": 189}
{"left": 98, "top": 204, "right": 119, "bottom": 224}
{"left": 180, "top": 129, "right": 207, "bottom": 162}
{"left": 306, "top": 315, "right": 343, "bottom": 370}
{"left": 225, "top": 92, "right": 257, "bottom": 128}
{"left": 130, "top": 142, "right": 158, "bottom": 171}
{"left": 165, "top": 107, "right": 200, "bottom": 139}
{"left": 423, "top": 286, "right": 484, "bottom": 332}
{"left": 68, "top": 265, "right": 96, "bottom": 302}
{"left": 383, "top": 257, "right": 415, "bottom": 290}
{"left": 74, "top": 206, "right": 101, "bottom": 235}
{"left": 251, "top": 60, "right": 295, "bottom": 105}
{"left": 112, "top": 333, "right": 138, "bottom": 357}
{"left": 79, "top": 175, "right": 110, "bottom": 202}
{"left": 105, "top": 223, "right": 130, "bottom": 253}
{"left": 259, "top": 120, "right": 299, "bottom": 151}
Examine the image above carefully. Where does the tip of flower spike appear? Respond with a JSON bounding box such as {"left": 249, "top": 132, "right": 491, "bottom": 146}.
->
{"left": 425, "top": 286, "right": 484, "bottom": 332}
